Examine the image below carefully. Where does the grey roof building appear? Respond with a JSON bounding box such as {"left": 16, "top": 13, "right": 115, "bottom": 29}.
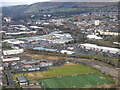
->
{"left": 17, "top": 75, "right": 27, "bottom": 83}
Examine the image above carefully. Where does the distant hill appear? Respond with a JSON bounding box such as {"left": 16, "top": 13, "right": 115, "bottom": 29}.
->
{"left": 2, "top": 2, "right": 118, "bottom": 16}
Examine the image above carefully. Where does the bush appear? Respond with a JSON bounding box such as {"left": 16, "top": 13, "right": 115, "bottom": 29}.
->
{"left": 14, "top": 83, "right": 19, "bottom": 87}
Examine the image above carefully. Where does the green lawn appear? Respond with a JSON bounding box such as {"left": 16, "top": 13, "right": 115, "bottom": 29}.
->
{"left": 39, "top": 73, "right": 113, "bottom": 88}
{"left": 35, "top": 65, "right": 114, "bottom": 82}
{"left": 12, "top": 74, "right": 23, "bottom": 81}
{"left": 38, "top": 65, "right": 97, "bottom": 79}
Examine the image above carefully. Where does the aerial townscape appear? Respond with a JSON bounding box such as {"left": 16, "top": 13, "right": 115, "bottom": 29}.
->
{"left": 0, "top": 1, "right": 120, "bottom": 89}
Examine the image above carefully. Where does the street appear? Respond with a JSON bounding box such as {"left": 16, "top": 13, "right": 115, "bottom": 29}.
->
{"left": 5, "top": 67, "right": 14, "bottom": 88}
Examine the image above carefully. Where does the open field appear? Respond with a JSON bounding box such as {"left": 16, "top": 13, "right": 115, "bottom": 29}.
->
{"left": 12, "top": 74, "right": 23, "bottom": 81}
{"left": 35, "top": 65, "right": 98, "bottom": 79}
{"left": 38, "top": 74, "right": 114, "bottom": 88}
{"left": 82, "top": 84, "right": 115, "bottom": 88}
{"left": 35, "top": 72, "right": 43, "bottom": 78}
{"left": 13, "top": 50, "right": 118, "bottom": 64}
{"left": 29, "top": 86, "right": 41, "bottom": 88}
{"left": 13, "top": 64, "right": 95, "bottom": 81}
{"left": 12, "top": 64, "right": 115, "bottom": 87}
{"left": 25, "top": 73, "right": 36, "bottom": 80}
{"left": 13, "top": 53, "right": 68, "bottom": 60}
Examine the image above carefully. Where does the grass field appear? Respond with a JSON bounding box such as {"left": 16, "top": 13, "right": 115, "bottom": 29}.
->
{"left": 13, "top": 65, "right": 114, "bottom": 82}
{"left": 35, "top": 65, "right": 97, "bottom": 79}
{"left": 39, "top": 73, "right": 113, "bottom": 88}
{"left": 12, "top": 64, "right": 114, "bottom": 87}
{"left": 13, "top": 64, "right": 96, "bottom": 81}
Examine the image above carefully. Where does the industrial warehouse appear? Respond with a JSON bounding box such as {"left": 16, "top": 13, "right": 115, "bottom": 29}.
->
{"left": 80, "top": 43, "right": 120, "bottom": 54}
{"left": 18, "top": 33, "right": 74, "bottom": 44}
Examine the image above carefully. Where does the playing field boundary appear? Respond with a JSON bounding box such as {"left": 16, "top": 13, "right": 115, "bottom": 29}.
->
{"left": 39, "top": 73, "right": 95, "bottom": 81}
{"left": 38, "top": 73, "right": 114, "bottom": 88}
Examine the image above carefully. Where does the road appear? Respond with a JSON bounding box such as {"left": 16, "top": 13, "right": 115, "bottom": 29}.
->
{"left": 5, "top": 67, "right": 14, "bottom": 88}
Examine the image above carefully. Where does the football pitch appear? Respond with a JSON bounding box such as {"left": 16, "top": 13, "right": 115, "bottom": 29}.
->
{"left": 39, "top": 73, "right": 113, "bottom": 88}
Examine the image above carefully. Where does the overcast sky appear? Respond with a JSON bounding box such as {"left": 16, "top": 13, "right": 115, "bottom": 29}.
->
{"left": 1, "top": 0, "right": 119, "bottom": 7}
{"left": 1, "top": 0, "right": 50, "bottom": 5}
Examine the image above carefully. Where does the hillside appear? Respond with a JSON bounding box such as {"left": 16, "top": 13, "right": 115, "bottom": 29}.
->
{"left": 2, "top": 2, "right": 118, "bottom": 16}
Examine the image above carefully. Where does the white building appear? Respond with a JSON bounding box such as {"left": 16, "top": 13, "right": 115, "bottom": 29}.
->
{"left": 4, "top": 39, "right": 24, "bottom": 44}
{"left": 60, "top": 50, "right": 76, "bottom": 55}
{"left": 67, "top": 47, "right": 74, "bottom": 50}
{"left": 6, "top": 31, "right": 37, "bottom": 35}
{"left": 30, "top": 26, "right": 43, "bottom": 29}
{"left": 94, "top": 20, "right": 100, "bottom": 26}
{"left": 9, "top": 25, "right": 26, "bottom": 27}
{"left": 39, "top": 62, "right": 53, "bottom": 67}
{"left": 87, "top": 35, "right": 103, "bottom": 40}
{"left": 2, "top": 56, "right": 20, "bottom": 63}
{"left": 80, "top": 43, "right": 120, "bottom": 54}
{"left": 51, "top": 39, "right": 73, "bottom": 44}
{"left": 0, "top": 66, "right": 3, "bottom": 71}
{"left": 4, "top": 17, "right": 11, "bottom": 22}
{"left": 3, "top": 49, "right": 24, "bottom": 55}
{"left": 43, "top": 23, "right": 49, "bottom": 25}
{"left": 99, "top": 31, "right": 119, "bottom": 36}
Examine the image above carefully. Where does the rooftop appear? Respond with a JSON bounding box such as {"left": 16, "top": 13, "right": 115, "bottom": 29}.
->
{"left": 17, "top": 75, "right": 27, "bottom": 83}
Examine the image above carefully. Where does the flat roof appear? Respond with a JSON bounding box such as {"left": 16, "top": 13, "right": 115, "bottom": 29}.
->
{"left": 17, "top": 76, "right": 27, "bottom": 83}
{"left": 33, "top": 47, "right": 58, "bottom": 52}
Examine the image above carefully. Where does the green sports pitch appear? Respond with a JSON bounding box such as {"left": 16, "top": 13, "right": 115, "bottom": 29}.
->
{"left": 39, "top": 73, "right": 113, "bottom": 88}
